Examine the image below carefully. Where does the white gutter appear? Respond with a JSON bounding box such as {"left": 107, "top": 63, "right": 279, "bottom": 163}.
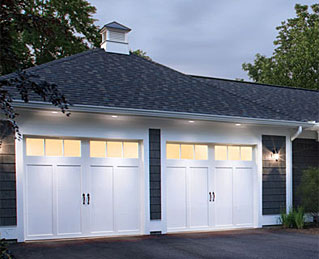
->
{"left": 13, "top": 100, "right": 317, "bottom": 128}
{"left": 291, "top": 126, "right": 303, "bottom": 141}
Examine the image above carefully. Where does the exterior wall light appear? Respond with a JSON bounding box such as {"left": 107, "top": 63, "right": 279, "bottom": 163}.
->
{"left": 271, "top": 149, "right": 279, "bottom": 161}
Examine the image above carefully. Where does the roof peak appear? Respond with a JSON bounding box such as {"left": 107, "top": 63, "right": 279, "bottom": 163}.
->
{"left": 103, "top": 21, "right": 131, "bottom": 32}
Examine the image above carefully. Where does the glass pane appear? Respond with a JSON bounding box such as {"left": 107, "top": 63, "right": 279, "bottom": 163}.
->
{"left": 215, "top": 145, "right": 227, "bottom": 160}
{"left": 241, "top": 146, "right": 252, "bottom": 161}
{"left": 64, "top": 140, "right": 81, "bottom": 157}
{"left": 195, "top": 145, "right": 208, "bottom": 160}
{"left": 45, "top": 139, "right": 63, "bottom": 156}
{"left": 90, "top": 141, "right": 106, "bottom": 158}
{"left": 123, "top": 142, "right": 139, "bottom": 158}
{"left": 228, "top": 146, "right": 240, "bottom": 160}
{"left": 181, "top": 144, "right": 194, "bottom": 160}
{"left": 107, "top": 141, "right": 122, "bottom": 158}
{"left": 26, "top": 138, "right": 44, "bottom": 156}
{"left": 166, "top": 144, "right": 180, "bottom": 159}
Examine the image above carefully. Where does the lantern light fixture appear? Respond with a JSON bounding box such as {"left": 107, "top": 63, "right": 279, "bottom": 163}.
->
{"left": 272, "top": 149, "right": 279, "bottom": 161}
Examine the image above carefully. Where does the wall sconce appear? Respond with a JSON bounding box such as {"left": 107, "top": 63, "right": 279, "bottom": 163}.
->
{"left": 271, "top": 149, "right": 279, "bottom": 161}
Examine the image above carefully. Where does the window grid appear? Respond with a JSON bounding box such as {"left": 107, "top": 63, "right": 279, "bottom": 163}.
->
{"left": 90, "top": 141, "right": 139, "bottom": 158}
{"left": 26, "top": 138, "right": 81, "bottom": 157}
{"left": 166, "top": 143, "right": 208, "bottom": 160}
{"left": 215, "top": 145, "right": 253, "bottom": 161}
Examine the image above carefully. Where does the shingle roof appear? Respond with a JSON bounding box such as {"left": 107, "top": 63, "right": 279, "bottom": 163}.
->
{"left": 8, "top": 48, "right": 319, "bottom": 123}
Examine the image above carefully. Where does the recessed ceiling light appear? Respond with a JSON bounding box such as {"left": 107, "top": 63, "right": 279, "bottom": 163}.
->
{"left": 235, "top": 123, "right": 241, "bottom": 126}
{"left": 111, "top": 115, "right": 118, "bottom": 118}
{"left": 189, "top": 120, "right": 195, "bottom": 123}
{"left": 51, "top": 111, "right": 58, "bottom": 114}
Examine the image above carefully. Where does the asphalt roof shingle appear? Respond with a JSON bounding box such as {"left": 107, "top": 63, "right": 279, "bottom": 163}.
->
{"left": 7, "top": 48, "right": 319, "bottom": 123}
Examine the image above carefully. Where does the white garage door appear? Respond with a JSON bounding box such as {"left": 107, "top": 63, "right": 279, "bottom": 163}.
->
{"left": 166, "top": 143, "right": 255, "bottom": 232}
{"left": 24, "top": 138, "right": 141, "bottom": 240}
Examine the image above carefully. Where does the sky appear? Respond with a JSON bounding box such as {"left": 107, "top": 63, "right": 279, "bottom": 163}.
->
{"left": 89, "top": 0, "right": 316, "bottom": 80}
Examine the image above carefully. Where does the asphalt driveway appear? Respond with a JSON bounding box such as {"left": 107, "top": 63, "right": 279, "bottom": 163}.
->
{"left": 9, "top": 229, "right": 319, "bottom": 259}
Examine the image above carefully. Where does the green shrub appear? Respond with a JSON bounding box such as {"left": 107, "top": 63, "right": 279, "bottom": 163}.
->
{"left": 280, "top": 207, "right": 305, "bottom": 229}
{"left": 0, "top": 238, "right": 15, "bottom": 259}
{"left": 294, "top": 207, "right": 305, "bottom": 229}
{"left": 280, "top": 209, "right": 295, "bottom": 228}
{"left": 298, "top": 167, "right": 319, "bottom": 218}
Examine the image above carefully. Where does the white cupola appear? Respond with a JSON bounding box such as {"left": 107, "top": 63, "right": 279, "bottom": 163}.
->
{"left": 100, "top": 21, "right": 131, "bottom": 55}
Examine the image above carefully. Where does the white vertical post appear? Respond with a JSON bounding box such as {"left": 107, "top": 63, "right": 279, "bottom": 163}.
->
{"left": 286, "top": 136, "right": 293, "bottom": 213}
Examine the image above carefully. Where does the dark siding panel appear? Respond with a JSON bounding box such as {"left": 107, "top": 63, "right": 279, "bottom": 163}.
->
{"left": 149, "top": 129, "right": 161, "bottom": 220}
{"left": 292, "top": 138, "right": 319, "bottom": 208}
{"left": 262, "top": 135, "right": 286, "bottom": 215}
{"left": 0, "top": 122, "right": 16, "bottom": 226}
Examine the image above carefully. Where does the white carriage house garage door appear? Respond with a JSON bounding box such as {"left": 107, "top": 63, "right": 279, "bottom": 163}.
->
{"left": 24, "top": 137, "right": 141, "bottom": 240}
{"left": 166, "top": 143, "right": 256, "bottom": 232}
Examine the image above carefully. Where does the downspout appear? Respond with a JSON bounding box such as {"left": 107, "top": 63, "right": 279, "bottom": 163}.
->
{"left": 291, "top": 126, "right": 303, "bottom": 141}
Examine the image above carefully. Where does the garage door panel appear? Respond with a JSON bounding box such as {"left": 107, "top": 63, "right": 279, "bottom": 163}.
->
{"left": 90, "top": 166, "right": 114, "bottom": 233}
{"left": 115, "top": 166, "right": 139, "bottom": 232}
{"left": 234, "top": 167, "right": 253, "bottom": 226}
{"left": 215, "top": 167, "right": 233, "bottom": 227}
{"left": 167, "top": 167, "right": 187, "bottom": 229}
{"left": 26, "top": 165, "right": 53, "bottom": 237}
{"left": 189, "top": 167, "right": 209, "bottom": 228}
{"left": 56, "top": 165, "right": 82, "bottom": 235}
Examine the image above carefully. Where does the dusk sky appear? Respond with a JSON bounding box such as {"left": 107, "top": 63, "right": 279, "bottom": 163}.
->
{"left": 89, "top": 0, "right": 315, "bottom": 80}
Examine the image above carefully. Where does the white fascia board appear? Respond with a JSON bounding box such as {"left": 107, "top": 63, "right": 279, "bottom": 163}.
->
{"left": 13, "top": 100, "right": 316, "bottom": 128}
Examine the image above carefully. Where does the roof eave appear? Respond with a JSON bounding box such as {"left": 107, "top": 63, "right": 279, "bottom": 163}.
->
{"left": 13, "top": 101, "right": 316, "bottom": 128}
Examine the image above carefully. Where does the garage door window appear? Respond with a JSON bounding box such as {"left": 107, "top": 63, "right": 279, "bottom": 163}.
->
{"left": 26, "top": 138, "right": 44, "bottom": 156}
{"left": 166, "top": 144, "right": 208, "bottom": 160}
{"left": 90, "top": 141, "right": 139, "bottom": 158}
{"left": 26, "top": 138, "right": 81, "bottom": 157}
{"left": 215, "top": 145, "right": 252, "bottom": 161}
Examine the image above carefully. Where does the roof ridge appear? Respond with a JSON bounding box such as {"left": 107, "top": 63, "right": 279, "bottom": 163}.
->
{"left": 194, "top": 76, "right": 296, "bottom": 120}
{"left": 191, "top": 74, "right": 319, "bottom": 92}
{"left": 26, "top": 49, "right": 101, "bottom": 73}
{"left": 130, "top": 52, "right": 189, "bottom": 76}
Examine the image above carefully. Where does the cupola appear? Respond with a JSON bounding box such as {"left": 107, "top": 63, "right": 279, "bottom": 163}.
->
{"left": 100, "top": 21, "right": 131, "bottom": 55}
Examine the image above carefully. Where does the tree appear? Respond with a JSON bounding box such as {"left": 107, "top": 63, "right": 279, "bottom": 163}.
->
{"left": 242, "top": 4, "right": 319, "bottom": 90}
{"left": 130, "top": 49, "right": 152, "bottom": 61}
{"left": 0, "top": 0, "right": 83, "bottom": 136}
{"left": 0, "top": 0, "right": 100, "bottom": 75}
{"left": 298, "top": 167, "right": 319, "bottom": 221}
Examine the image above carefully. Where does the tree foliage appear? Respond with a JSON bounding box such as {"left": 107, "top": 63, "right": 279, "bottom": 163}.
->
{"left": 298, "top": 167, "right": 319, "bottom": 217}
{"left": 0, "top": 71, "right": 70, "bottom": 137}
{"left": 0, "top": 0, "right": 100, "bottom": 75}
{"left": 130, "top": 49, "right": 152, "bottom": 61}
{"left": 242, "top": 4, "right": 319, "bottom": 90}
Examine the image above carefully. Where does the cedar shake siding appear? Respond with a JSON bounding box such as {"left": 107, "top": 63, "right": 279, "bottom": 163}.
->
{"left": 149, "top": 129, "right": 161, "bottom": 220}
{"left": 262, "top": 135, "right": 286, "bottom": 215}
{"left": 292, "top": 138, "right": 319, "bottom": 208}
{"left": 0, "top": 126, "right": 16, "bottom": 226}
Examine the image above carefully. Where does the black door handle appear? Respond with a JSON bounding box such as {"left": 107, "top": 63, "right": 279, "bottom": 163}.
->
{"left": 212, "top": 192, "right": 215, "bottom": 202}
{"left": 87, "top": 193, "right": 90, "bottom": 205}
{"left": 209, "top": 192, "right": 212, "bottom": 202}
{"left": 82, "top": 193, "right": 85, "bottom": 205}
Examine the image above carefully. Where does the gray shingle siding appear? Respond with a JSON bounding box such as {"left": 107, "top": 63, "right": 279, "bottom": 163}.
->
{"left": 262, "top": 135, "right": 286, "bottom": 215}
{"left": 0, "top": 127, "right": 16, "bottom": 226}
{"left": 149, "top": 129, "right": 161, "bottom": 220}
{"left": 292, "top": 139, "right": 319, "bottom": 209}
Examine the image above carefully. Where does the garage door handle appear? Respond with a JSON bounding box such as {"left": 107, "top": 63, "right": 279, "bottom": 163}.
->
{"left": 82, "top": 193, "right": 85, "bottom": 205}
{"left": 209, "top": 192, "right": 212, "bottom": 202}
{"left": 87, "top": 193, "right": 90, "bottom": 205}
{"left": 212, "top": 192, "right": 215, "bottom": 202}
